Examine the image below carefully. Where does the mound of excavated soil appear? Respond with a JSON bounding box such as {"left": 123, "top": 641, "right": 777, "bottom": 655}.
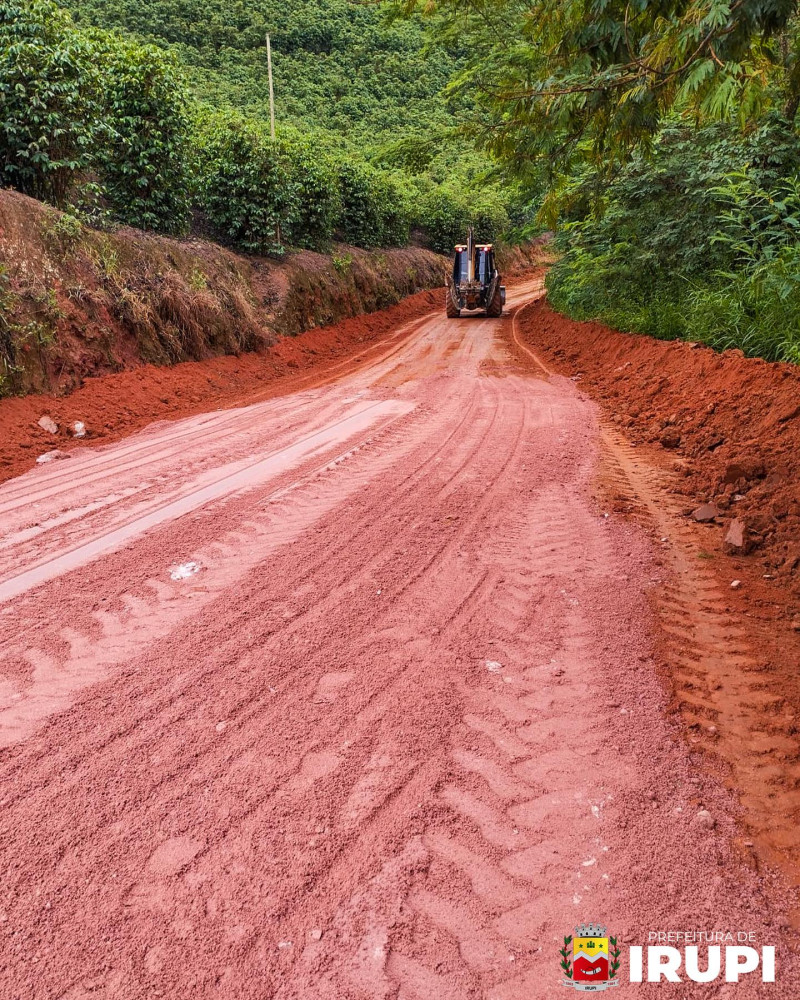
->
{"left": 517, "top": 299, "right": 800, "bottom": 603}
{"left": 0, "top": 287, "right": 441, "bottom": 485}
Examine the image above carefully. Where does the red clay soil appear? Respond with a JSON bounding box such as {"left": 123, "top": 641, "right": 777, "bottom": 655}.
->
{"left": 517, "top": 299, "right": 800, "bottom": 607}
{"left": 0, "top": 287, "right": 441, "bottom": 485}
{"left": 0, "top": 190, "right": 449, "bottom": 397}
{"left": 0, "top": 276, "right": 795, "bottom": 997}
{"left": 509, "top": 295, "right": 800, "bottom": 903}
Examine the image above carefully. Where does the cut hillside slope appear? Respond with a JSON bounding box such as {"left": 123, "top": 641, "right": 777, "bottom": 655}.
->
{"left": 0, "top": 286, "right": 443, "bottom": 484}
{"left": 0, "top": 190, "right": 446, "bottom": 398}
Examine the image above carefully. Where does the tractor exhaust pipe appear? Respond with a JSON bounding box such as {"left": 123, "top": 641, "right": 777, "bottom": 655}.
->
{"left": 466, "top": 226, "right": 475, "bottom": 283}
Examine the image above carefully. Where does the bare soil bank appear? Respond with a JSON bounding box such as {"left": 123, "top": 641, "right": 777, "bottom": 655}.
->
{"left": 0, "top": 287, "right": 442, "bottom": 483}
{"left": 0, "top": 189, "right": 447, "bottom": 398}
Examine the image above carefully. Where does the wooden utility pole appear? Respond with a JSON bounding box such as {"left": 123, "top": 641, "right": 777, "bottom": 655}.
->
{"left": 266, "top": 34, "right": 281, "bottom": 246}
{"left": 266, "top": 34, "right": 276, "bottom": 141}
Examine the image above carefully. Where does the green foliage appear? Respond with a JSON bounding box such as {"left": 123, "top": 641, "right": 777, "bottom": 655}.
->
{"left": 375, "top": 173, "right": 413, "bottom": 248}
{"left": 87, "top": 233, "right": 120, "bottom": 277}
{"left": 0, "top": 0, "right": 106, "bottom": 205}
{"left": 42, "top": 209, "right": 83, "bottom": 253}
{"left": 187, "top": 266, "right": 207, "bottom": 290}
{"left": 394, "top": 0, "right": 800, "bottom": 366}
{"left": 337, "top": 167, "right": 411, "bottom": 247}
{"left": 684, "top": 174, "right": 800, "bottom": 362}
{"left": 399, "top": 0, "right": 800, "bottom": 185}
{"left": 336, "top": 163, "right": 384, "bottom": 249}
{"left": 2, "top": 0, "right": 523, "bottom": 256}
{"left": 417, "top": 184, "right": 509, "bottom": 254}
{"left": 194, "top": 111, "right": 342, "bottom": 253}
{"left": 279, "top": 132, "right": 340, "bottom": 250}
{"left": 686, "top": 248, "right": 800, "bottom": 363}
{"left": 194, "top": 110, "right": 289, "bottom": 254}
{"left": 56, "top": 0, "right": 523, "bottom": 249}
{"left": 0, "top": 1, "right": 192, "bottom": 231}
{"left": 331, "top": 253, "right": 352, "bottom": 276}
{"left": 64, "top": 0, "right": 458, "bottom": 140}
{"left": 547, "top": 121, "right": 800, "bottom": 363}
{"left": 96, "top": 36, "right": 192, "bottom": 233}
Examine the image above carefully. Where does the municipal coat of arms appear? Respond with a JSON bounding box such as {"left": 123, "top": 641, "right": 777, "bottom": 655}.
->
{"left": 560, "top": 921, "right": 621, "bottom": 991}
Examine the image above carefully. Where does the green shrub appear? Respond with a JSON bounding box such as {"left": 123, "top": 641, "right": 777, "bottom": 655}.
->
{"left": 194, "top": 113, "right": 343, "bottom": 254}
{"left": 0, "top": 0, "right": 105, "bottom": 205}
{"left": 336, "top": 161, "right": 383, "bottom": 247}
{"left": 279, "top": 131, "right": 340, "bottom": 250}
{"left": 682, "top": 252, "right": 800, "bottom": 364}
{"left": 681, "top": 176, "right": 800, "bottom": 362}
{"left": 547, "top": 121, "right": 800, "bottom": 363}
{"left": 470, "top": 193, "right": 511, "bottom": 248}
{"left": 0, "top": 0, "right": 520, "bottom": 257}
{"left": 0, "top": 1, "right": 192, "bottom": 232}
{"left": 42, "top": 209, "right": 83, "bottom": 253}
{"left": 335, "top": 161, "right": 411, "bottom": 248}
{"left": 331, "top": 252, "right": 352, "bottom": 275}
{"left": 418, "top": 187, "right": 468, "bottom": 254}
{"left": 418, "top": 185, "right": 509, "bottom": 254}
{"left": 98, "top": 37, "right": 192, "bottom": 234}
{"left": 371, "top": 172, "right": 412, "bottom": 248}
{"left": 194, "top": 110, "right": 292, "bottom": 254}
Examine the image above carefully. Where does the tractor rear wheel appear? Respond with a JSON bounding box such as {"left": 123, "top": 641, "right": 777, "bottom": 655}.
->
{"left": 446, "top": 291, "right": 461, "bottom": 318}
{"left": 486, "top": 281, "right": 503, "bottom": 317}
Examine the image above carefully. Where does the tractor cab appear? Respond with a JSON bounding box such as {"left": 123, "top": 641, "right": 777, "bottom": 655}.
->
{"left": 451, "top": 244, "right": 496, "bottom": 286}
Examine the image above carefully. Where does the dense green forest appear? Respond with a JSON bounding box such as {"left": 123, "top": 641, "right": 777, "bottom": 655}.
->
{"left": 400, "top": 0, "right": 800, "bottom": 363}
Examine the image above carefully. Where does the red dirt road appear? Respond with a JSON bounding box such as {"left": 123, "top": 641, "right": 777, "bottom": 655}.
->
{"left": 0, "top": 278, "right": 795, "bottom": 997}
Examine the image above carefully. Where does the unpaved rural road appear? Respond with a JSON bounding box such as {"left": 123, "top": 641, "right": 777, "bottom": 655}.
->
{"left": 0, "top": 278, "right": 792, "bottom": 997}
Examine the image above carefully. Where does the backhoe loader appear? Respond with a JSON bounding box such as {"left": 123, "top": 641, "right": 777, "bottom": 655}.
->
{"left": 445, "top": 228, "right": 505, "bottom": 318}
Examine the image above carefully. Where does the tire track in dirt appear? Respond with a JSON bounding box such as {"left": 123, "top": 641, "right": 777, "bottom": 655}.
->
{"left": 0, "top": 370, "right": 486, "bottom": 765}
{"left": 265, "top": 379, "right": 789, "bottom": 999}
{"left": 0, "top": 305, "right": 445, "bottom": 552}
{"left": 510, "top": 293, "right": 800, "bottom": 913}
{"left": 378, "top": 485, "right": 627, "bottom": 1000}
{"left": 0, "top": 327, "right": 533, "bottom": 996}
{"left": 0, "top": 390, "right": 467, "bottom": 746}
{"left": 599, "top": 431, "right": 800, "bottom": 885}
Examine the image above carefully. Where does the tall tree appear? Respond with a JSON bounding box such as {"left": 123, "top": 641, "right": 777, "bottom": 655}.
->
{"left": 396, "top": 0, "right": 800, "bottom": 181}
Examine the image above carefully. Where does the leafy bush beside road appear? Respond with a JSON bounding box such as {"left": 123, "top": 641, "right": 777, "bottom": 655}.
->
{"left": 0, "top": 0, "right": 106, "bottom": 206}
{"left": 0, "top": 0, "right": 192, "bottom": 231}
{"left": 546, "top": 121, "right": 800, "bottom": 364}
{"left": 98, "top": 35, "right": 193, "bottom": 234}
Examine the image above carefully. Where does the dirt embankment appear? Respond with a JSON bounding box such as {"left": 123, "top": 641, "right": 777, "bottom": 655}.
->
{"left": 0, "top": 286, "right": 443, "bottom": 484}
{"left": 0, "top": 190, "right": 446, "bottom": 399}
{"left": 517, "top": 299, "right": 800, "bottom": 606}
{"left": 496, "top": 235, "right": 553, "bottom": 275}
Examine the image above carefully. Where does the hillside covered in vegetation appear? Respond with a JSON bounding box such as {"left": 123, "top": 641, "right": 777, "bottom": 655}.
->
{"left": 5, "top": 0, "right": 800, "bottom": 366}
{"left": 65, "top": 0, "right": 454, "bottom": 139}
{"left": 0, "top": 0, "right": 523, "bottom": 263}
